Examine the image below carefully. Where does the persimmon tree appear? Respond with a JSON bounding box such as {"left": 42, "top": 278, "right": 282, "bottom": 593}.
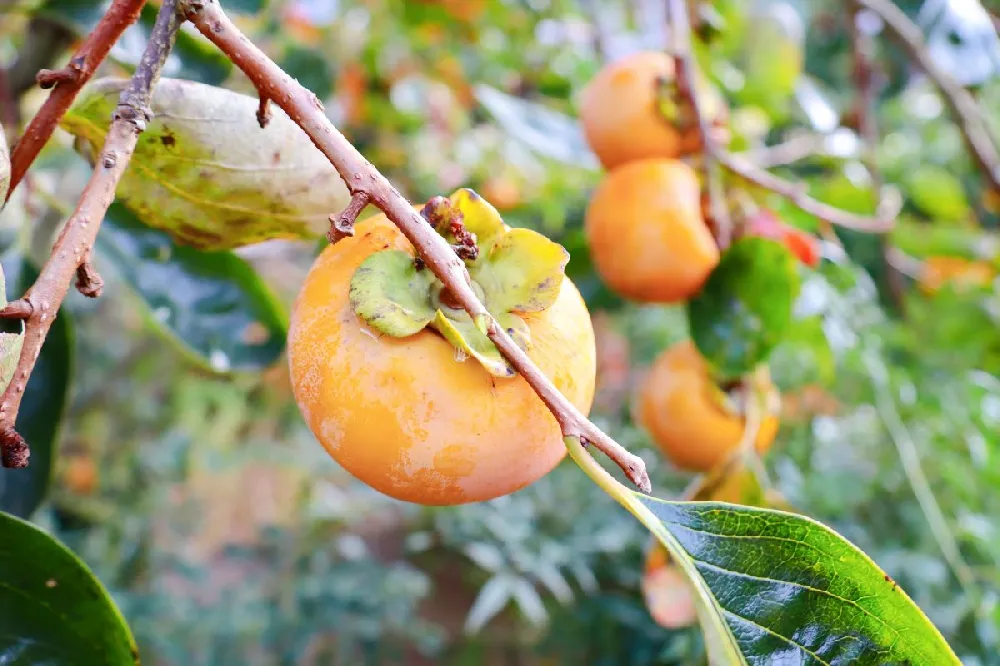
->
{"left": 0, "top": 0, "right": 997, "bottom": 663}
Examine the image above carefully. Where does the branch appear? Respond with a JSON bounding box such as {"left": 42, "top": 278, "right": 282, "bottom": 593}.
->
{"left": 855, "top": 0, "right": 1000, "bottom": 192}
{"left": 665, "top": 0, "right": 732, "bottom": 248}
{"left": 740, "top": 132, "right": 827, "bottom": 169}
{"left": 5, "top": 0, "right": 147, "bottom": 203}
{"left": 849, "top": 3, "right": 907, "bottom": 311}
{"left": 0, "top": 0, "right": 181, "bottom": 468}
{"left": 180, "top": 0, "right": 651, "bottom": 493}
{"left": 718, "top": 151, "right": 901, "bottom": 233}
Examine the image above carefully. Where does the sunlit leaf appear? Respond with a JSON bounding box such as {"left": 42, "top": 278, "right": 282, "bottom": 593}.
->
{"left": 0, "top": 259, "right": 73, "bottom": 519}
{"left": 62, "top": 77, "right": 351, "bottom": 250}
{"left": 96, "top": 203, "right": 288, "bottom": 373}
{"left": 687, "top": 237, "right": 801, "bottom": 381}
{"left": 0, "top": 511, "right": 138, "bottom": 664}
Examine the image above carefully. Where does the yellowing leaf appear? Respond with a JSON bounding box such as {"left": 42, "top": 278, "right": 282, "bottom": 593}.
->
{"left": 431, "top": 311, "right": 515, "bottom": 378}
{"left": 475, "top": 228, "right": 568, "bottom": 314}
{"left": 350, "top": 250, "right": 436, "bottom": 337}
{"left": 61, "top": 78, "right": 351, "bottom": 250}
{"left": 449, "top": 188, "right": 506, "bottom": 249}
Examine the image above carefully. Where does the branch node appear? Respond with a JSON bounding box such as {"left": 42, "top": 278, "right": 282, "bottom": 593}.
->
{"left": 0, "top": 299, "right": 33, "bottom": 320}
{"left": 328, "top": 191, "right": 371, "bottom": 243}
{"left": 256, "top": 94, "right": 272, "bottom": 128}
{"left": 36, "top": 56, "right": 86, "bottom": 89}
{"left": 75, "top": 260, "right": 104, "bottom": 298}
{"left": 0, "top": 428, "right": 29, "bottom": 468}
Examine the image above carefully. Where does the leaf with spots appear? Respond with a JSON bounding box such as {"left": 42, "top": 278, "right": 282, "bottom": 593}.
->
{"left": 634, "top": 496, "right": 962, "bottom": 665}
{"left": 60, "top": 77, "right": 351, "bottom": 250}
{"left": 474, "top": 228, "right": 569, "bottom": 314}
{"left": 0, "top": 510, "right": 138, "bottom": 664}
{"left": 95, "top": 203, "right": 288, "bottom": 373}
{"left": 350, "top": 249, "right": 436, "bottom": 337}
{"left": 687, "top": 237, "right": 801, "bottom": 382}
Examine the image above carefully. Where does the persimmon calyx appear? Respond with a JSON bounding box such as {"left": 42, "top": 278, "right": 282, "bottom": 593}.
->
{"left": 349, "top": 188, "right": 569, "bottom": 378}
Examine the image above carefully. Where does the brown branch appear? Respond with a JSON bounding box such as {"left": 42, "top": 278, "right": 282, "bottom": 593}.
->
{"left": 328, "top": 191, "right": 371, "bottom": 243}
{"left": 180, "top": 0, "right": 651, "bottom": 493}
{"left": 0, "top": 299, "right": 33, "bottom": 320}
{"left": 256, "top": 95, "right": 272, "bottom": 129}
{"left": 855, "top": 0, "right": 1000, "bottom": 192}
{"left": 665, "top": 0, "right": 732, "bottom": 248}
{"left": 5, "top": 0, "right": 147, "bottom": 203}
{"left": 718, "top": 151, "right": 901, "bottom": 233}
{"left": 850, "top": 3, "right": 907, "bottom": 311}
{"left": 0, "top": 0, "right": 181, "bottom": 468}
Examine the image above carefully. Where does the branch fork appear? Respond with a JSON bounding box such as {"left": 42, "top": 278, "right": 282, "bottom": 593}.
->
{"left": 328, "top": 190, "right": 371, "bottom": 243}
{"left": 36, "top": 56, "right": 86, "bottom": 90}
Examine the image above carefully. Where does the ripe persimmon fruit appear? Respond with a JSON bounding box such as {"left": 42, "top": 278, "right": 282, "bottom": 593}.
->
{"left": 585, "top": 158, "right": 719, "bottom": 303}
{"left": 637, "top": 340, "right": 779, "bottom": 472}
{"left": 919, "top": 256, "right": 995, "bottom": 294}
{"left": 288, "top": 191, "right": 596, "bottom": 506}
{"left": 579, "top": 51, "right": 727, "bottom": 169}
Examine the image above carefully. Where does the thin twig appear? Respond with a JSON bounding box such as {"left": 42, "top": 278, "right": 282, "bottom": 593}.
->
{"left": 5, "top": 0, "right": 147, "bottom": 202}
{"left": 741, "top": 133, "right": 827, "bottom": 169}
{"left": 665, "top": 0, "right": 731, "bottom": 248}
{"left": 181, "top": 0, "right": 651, "bottom": 493}
{"left": 855, "top": 0, "right": 1000, "bottom": 192}
{"left": 718, "top": 151, "right": 901, "bottom": 233}
{"left": 850, "top": 3, "right": 907, "bottom": 311}
{"left": 328, "top": 190, "right": 371, "bottom": 243}
{"left": 0, "top": 0, "right": 182, "bottom": 467}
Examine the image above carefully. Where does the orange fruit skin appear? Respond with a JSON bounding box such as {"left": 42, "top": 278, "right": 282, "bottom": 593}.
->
{"left": 585, "top": 159, "right": 720, "bottom": 303}
{"left": 637, "top": 341, "right": 778, "bottom": 472}
{"left": 580, "top": 51, "right": 722, "bottom": 169}
{"left": 288, "top": 214, "right": 596, "bottom": 506}
{"left": 920, "top": 256, "right": 996, "bottom": 294}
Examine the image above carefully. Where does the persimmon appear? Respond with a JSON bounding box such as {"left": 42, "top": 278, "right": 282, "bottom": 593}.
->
{"left": 920, "top": 256, "right": 995, "bottom": 294}
{"left": 637, "top": 340, "right": 779, "bottom": 472}
{"left": 289, "top": 190, "right": 596, "bottom": 506}
{"left": 585, "top": 158, "right": 719, "bottom": 303}
{"left": 579, "top": 51, "right": 727, "bottom": 169}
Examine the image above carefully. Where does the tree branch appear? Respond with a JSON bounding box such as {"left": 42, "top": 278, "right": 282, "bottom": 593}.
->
{"left": 0, "top": 0, "right": 181, "bottom": 468}
{"left": 180, "top": 0, "right": 651, "bottom": 493}
{"left": 850, "top": 3, "right": 907, "bottom": 311}
{"left": 855, "top": 0, "right": 1000, "bottom": 192}
{"left": 5, "top": 0, "right": 147, "bottom": 203}
{"left": 665, "top": 0, "right": 732, "bottom": 248}
{"left": 718, "top": 151, "right": 901, "bottom": 233}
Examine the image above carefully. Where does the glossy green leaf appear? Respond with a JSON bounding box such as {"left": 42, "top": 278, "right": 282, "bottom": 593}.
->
{"left": 0, "top": 259, "right": 73, "bottom": 519}
{"left": 61, "top": 77, "right": 351, "bottom": 250}
{"left": 635, "top": 497, "right": 962, "bottom": 666}
{"left": 349, "top": 249, "right": 436, "bottom": 337}
{"left": 96, "top": 203, "right": 287, "bottom": 373}
{"left": 687, "top": 237, "right": 801, "bottom": 382}
{"left": 0, "top": 510, "right": 138, "bottom": 664}
{"left": 474, "top": 228, "right": 568, "bottom": 314}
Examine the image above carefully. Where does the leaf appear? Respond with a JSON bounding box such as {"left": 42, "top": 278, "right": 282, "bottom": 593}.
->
{"left": 61, "top": 77, "right": 351, "bottom": 250}
{"left": 0, "top": 259, "right": 73, "bottom": 519}
{"left": 635, "top": 497, "right": 962, "bottom": 666}
{"left": 0, "top": 123, "right": 9, "bottom": 203}
{"left": 905, "top": 164, "right": 971, "bottom": 223}
{"left": 0, "top": 511, "right": 138, "bottom": 664}
{"left": 0, "top": 333, "right": 25, "bottom": 392}
{"left": 475, "top": 228, "right": 568, "bottom": 314}
{"left": 349, "top": 249, "right": 436, "bottom": 337}
{"left": 96, "top": 203, "right": 287, "bottom": 373}
{"left": 474, "top": 84, "right": 599, "bottom": 170}
{"left": 687, "top": 237, "right": 801, "bottom": 382}
{"left": 449, "top": 188, "right": 507, "bottom": 249}
{"left": 769, "top": 315, "right": 836, "bottom": 389}
{"left": 431, "top": 311, "right": 515, "bottom": 379}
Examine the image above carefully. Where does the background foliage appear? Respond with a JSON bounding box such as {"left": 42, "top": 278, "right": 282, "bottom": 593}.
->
{"left": 1, "top": 0, "right": 1000, "bottom": 663}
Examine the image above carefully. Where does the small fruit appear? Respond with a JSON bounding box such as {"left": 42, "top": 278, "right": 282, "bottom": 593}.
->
{"left": 743, "top": 208, "right": 821, "bottom": 267}
{"left": 637, "top": 340, "right": 779, "bottom": 472}
{"left": 585, "top": 159, "right": 719, "bottom": 303}
{"left": 289, "top": 191, "right": 596, "bottom": 506}
{"left": 579, "top": 51, "right": 727, "bottom": 169}
{"left": 920, "top": 256, "right": 995, "bottom": 294}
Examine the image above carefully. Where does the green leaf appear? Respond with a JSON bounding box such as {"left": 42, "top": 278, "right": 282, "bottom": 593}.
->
{"left": 431, "top": 311, "right": 515, "bottom": 379}
{"left": 635, "top": 497, "right": 962, "bottom": 665}
{"left": 61, "top": 78, "right": 351, "bottom": 250}
{"left": 0, "top": 259, "right": 73, "bottom": 519}
{"left": 0, "top": 511, "right": 138, "bottom": 664}
{"left": 904, "top": 164, "right": 971, "bottom": 223}
{"left": 0, "top": 122, "right": 9, "bottom": 204}
{"left": 96, "top": 203, "right": 287, "bottom": 373}
{"left": 279, "top": 45, "right": 333, "bottom": 100}
{"left": 0, "top": 333, "right": 25, "bottom": 392}
{"left": 687, "top": 237, "right": 801, "bottom": 381}
{"left": 349, "top": 249, "right": 436, "bottom": 337}
{"left": 474, "top": 228, "right": 569, "bottom": 314}
{"left": 769, "top": 315, "right": 836, "bottom": 389}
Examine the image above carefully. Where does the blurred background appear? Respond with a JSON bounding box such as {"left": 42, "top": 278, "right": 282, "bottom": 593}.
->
{"left": 2, "top": 0, "right": 1000, "bottom": 663}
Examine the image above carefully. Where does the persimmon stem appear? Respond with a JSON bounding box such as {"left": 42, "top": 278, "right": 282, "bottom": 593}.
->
{"left": 181, "top": 0, "right": 652, "bottom": 493}
{"left": 0, "top": 0, "right": 182, "bottom": 467}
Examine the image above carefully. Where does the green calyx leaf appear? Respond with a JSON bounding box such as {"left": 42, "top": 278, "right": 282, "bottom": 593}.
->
{"left": 349, "top": 188, "right": 568, "bottom": 378}
{"left": 687, "top": 236, "right": 801, "bottom": 382}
